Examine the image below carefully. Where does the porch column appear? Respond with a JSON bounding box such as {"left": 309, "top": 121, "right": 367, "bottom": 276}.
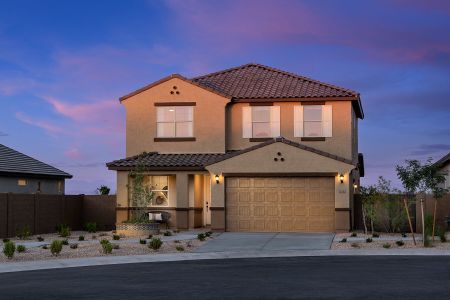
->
{"left": 175, "top": 173, "right": 189, "bottom": 229}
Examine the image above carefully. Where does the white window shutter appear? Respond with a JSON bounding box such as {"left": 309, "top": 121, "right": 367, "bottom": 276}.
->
{"left": 242, "top": 106, "right": 252, "bottom": 138}
{"left": 270, "top": 106, "right": 280, "bottom": 137}
{"left": 322, "top": 105, "right": 332, "bottom": 137}
{"left": 294, "top": 105, "right": 304, "bottom": 137}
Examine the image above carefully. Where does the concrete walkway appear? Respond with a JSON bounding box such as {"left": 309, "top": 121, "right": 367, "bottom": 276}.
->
{"left": 2, "top": 248, "right": 450, "bottom": 274}
{"left": 194, "top": 232, "right": 335, "bottom": 252}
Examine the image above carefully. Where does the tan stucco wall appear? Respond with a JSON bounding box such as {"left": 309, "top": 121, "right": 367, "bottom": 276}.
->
{"left": 122, "top": 77, "right": 230, "bottom": 156}
{"left": 226, "top": 101, "right": 353, "bottom": 160}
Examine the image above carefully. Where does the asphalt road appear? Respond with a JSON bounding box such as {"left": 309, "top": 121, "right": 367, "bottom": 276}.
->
{"left": 1, "top": 256, "right": 449, "bottom": 299}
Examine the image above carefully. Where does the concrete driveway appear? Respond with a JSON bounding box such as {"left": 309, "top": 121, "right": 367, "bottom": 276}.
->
{"left": 194, "top": 232, "right": 335, "bottom": 253}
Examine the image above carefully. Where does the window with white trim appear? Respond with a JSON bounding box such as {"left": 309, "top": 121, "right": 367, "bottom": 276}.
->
{"left": 156, "top": 106, "right": 193, "bottom": 138}
{"left": 242, "top": 106, "right": 280, "bottom": 138}
{"left": 294, "top": 105, "right": 332, "bottom": 138}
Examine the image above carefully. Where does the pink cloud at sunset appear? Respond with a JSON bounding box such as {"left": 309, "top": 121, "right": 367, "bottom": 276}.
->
{"left": 14, "top": 112, "right": 65, "bottom": 135}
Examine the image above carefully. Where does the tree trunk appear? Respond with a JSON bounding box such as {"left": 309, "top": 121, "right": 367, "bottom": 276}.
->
{"left": 362, "top": 204, "right": 368, "bottom": 235}
{"left": 432, "top": 197, "right": 437, "bottom": 242}
{"left": 404, "top": 197, "right": 416, "bottom": 245}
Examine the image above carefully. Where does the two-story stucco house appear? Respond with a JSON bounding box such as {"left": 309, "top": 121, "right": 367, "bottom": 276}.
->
{"left": 107, "top": 63, "right": 364, "bottom": 232}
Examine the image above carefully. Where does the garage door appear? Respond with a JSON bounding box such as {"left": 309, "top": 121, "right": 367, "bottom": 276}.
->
{"left": 226, "top": 177, "right": 335, "bottom": 232}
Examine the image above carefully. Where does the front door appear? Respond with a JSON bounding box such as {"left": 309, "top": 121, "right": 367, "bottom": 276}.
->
{"left": 203, "top": 175, "right": 212, "bottom": 226}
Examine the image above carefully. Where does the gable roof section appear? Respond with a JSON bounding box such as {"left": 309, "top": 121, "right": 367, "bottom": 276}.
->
{"left": 0, "top": 144, "right": 72, "bottom": 178}
{"left": 106, "top": 137, "right": 354, "bottom": 171}
{"left": 434, "top": 152, "right": 450, "bottom": 168}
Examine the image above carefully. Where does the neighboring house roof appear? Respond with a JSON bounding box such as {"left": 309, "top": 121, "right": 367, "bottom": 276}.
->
{"left": 106, "top": 137, "right": 354, "bottom": 171}
{"left": 119, "top": 63, "right": 364, "bottom": 118}
{"left": 0, "top": 144, "right": 72, "bottom": 178}
{"left": 434, "top": 152, "right": 450, "bottom": 168}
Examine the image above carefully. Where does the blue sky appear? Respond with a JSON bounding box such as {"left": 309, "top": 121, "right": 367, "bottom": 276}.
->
{"left": 0, "top": 0, "right": 449, "bottom": 193}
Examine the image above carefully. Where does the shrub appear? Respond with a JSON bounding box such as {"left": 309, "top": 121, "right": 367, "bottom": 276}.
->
{"left": 372, "top": 233, "right": 380, "bottom": 238}
{"left": 174, "top": 240, "right": 181, "bottom": 244}
{"left": 395, "top": 240, "right": 405, "bottom": 247}
{"left": 97, "top": 185, "right": 110, "bottom": 195}
{"left": 197, "top": 233, "right": 206, "bottom": 241}
{"left": 56, "top": 224, "right": 71, "bottom": 238}
{"left": 2, "top": 238, "right": 10, "bottom": 243}
{"left": 37, "top": 236, "right": 44, "bottom": 242}
{"left": 148, "top": 234, "right": 153, "bottom": 239}
{"left": 62, "top": 239, "right": 69, "bottom": 246}
{"left": 340, "top": 238, "right": 347, "bottom": 243}
{"left": 382, "top": 243, "right": 391, "bottom": 249}
{"left": 366, "top": 238, "right": 373, "bottom": 243}
{"left": 401, "top": 233, "right": 407, "bottom": 238}
{"left": 42, "top": 245, "right": 48, "bottom": 250}
{"left": 350, "top": 243, "right": 360, "bottom": 248}
{"left": 149, "top": 238, "right": 163, "bottom": 250}
{"left": 112, "top": 244, "right": 120, "bottom": 250}
{"left": 17, "top": 245, "right": 26, "bottom": 253}
{"left": 84, "top": 222, "right": 97, "bottom": 233}
{"left": 424, "top": 234, "right": 432, "bottom": 248}
{"left": 69, "top": 243, "right": 78, "bottom": 249}
{"left": 16, "top": 226, "right": 31, "bottom": 240}
{"left": 139, "top": 239, "right": 147, "bottom": 245}
{"left": 112, "top": 234, "right": 120, "bottom": 240}
{"left": 350, "top": 232, "right": 357, "bottom": 237}
{"left": 163, "top": 231, "right": 172, "bottom": 236}
{"left": 176, "top": 246, "right": 185, "bottom": 251}
{"left": 50, "top": 240, "right": 63, "bottom": 256}
{"left": 437, "top": 227, "right": 447, "bottom": 243}
{"left": 100, "top": 240, "right": 113, "bottom": 254}
{"left": 424, "top": 213, "right": 434, "bottom": 237}
{"left": 3, "top": 241, "right": 15, "bottom": 258}
{"left": 205, "top": 231, "right": 212, "bottom": 237}
{"left": 78, "top": 235, "right": 85, "bottom": 241}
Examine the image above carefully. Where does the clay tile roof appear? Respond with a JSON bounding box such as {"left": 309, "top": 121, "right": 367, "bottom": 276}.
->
{"left": 107, "top": 137, "right": 354, "bottom": 170}
{"left": 0, "top": 144, "right": 72, "bottom": 178}
{"left": 191, "top": 63, "right": 359, "bottom": 100}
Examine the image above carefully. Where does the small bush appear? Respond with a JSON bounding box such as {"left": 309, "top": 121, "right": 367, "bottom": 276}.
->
{"left": 56, "top": 224, "right": 71, "bottom": 238}
{"left": 37, "top": 236, "right": 44, "bottom": 242}
{"left": 3, "top": 241, "right": 15, "bottom": 258}
{"left": 424, "top": 234, "right": 432, "bottom": 248}
{"left": 148, "top": 234, "right": 153, "bottom": 239}
{"left": 401, "top": 233, "right": 407, "bottom": 238}
{"left": 100, "top": 240, "right": 113, "bottom": 254}
{"left": 42, "top": 245, "right": 48, "bottom": 250}
{"left": 50, "top": 240, "right": 63, "bottom": 256}
{"left": 197, "top": 233, "right": 206, "bottom": 241}
{"left": 382, "top": 243, "right": 391, "bottom": 249}
{"left": 16, "top": 226, "right": 31, "bottom": 240}
{"left": 372, "top": 233, "right": 380, "bottom": 238}
{"left": 366, "top": 238, "right": 373, "bottom": 243}
{"left": 340, "top": 238, "right": 347, "bottom": 243}
{"left": 139, "top": 239, "right": 147, "bottom": 245}
{"left": 163, "top": 231, "right": 172, "bottom": 236}
{"left": 437, "top": 227, "right": 447, "bottom": 243}
{"left": 395, "top": 240, "right": 405, "bottom": 247}
{"left": 205, "top": 231, "right": 212, "bottom": 237}
{"left": 2, "top": 238, "right": 10, "bottom": 243}
{"left": 70, "top": 243, "right": 78, "bottom": 249}
{"left": 84, "top": 222, "right": 97, "bottom": 233}
{"left": 149, "top": 238, "right": 163, "bottom": 250}
{"left": 174, "top": 240, "right": 181, "bottom": 244}
{"left": 350, "top": 243, "right": 360, "bottom": 248}
{"left": 62, "top": 239, "right": 69, "bottom": 246}
{"left": 17, "top": 245, "right": 26, "bottom": 253}
{"left": 78, "top": 235, "right": 85, "bottom": 241}
{"left": 176, "top": 246, "right": 185, "bottom": 252}
{"left": 350, "top": 232, "right": 357, "bottom": 237}
{"left": 112, "top": 234, "right": 120, "bottom": 240}
{"left": 112, "top": 243, "right": 120, "bottom": 250}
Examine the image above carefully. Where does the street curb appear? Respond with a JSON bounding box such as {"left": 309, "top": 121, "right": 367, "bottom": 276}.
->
{"left": 1, "top": 249, "right": 450, "bottom": 274}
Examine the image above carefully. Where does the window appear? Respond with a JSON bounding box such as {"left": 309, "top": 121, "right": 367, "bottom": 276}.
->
{"left": 156, "top": 106, "right": 193, "bottom": 138}
{"left": 129, "top": 175, "right": 169, "bottom": 207}
{"left": 242, "top": 106, "right": 280, "bottom": 138}
{"left": 294, "top": 105, "right": 332, "bottom": 138}
{"left": 17, "top": 179, "right": 27, "bottom": 186}
{"left": 58, "top": 181, "right": 63, "bottom": 193}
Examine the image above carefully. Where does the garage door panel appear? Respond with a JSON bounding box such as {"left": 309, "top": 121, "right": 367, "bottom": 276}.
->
{"left": 226, "top": 177, "right": 335, "bottom": 232}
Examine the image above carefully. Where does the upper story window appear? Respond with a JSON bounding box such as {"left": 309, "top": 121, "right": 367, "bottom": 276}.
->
{"left": 242, "top": 106, "right": 280, "bottom": 138}
{"left": 156, "top": 106, "right": 193, "bottom": 138}
{"left": 17, "top": 179, "right": 27, "bottom": 186}
{"left": 294, "top": 105, "right": 332, "bottom": 138}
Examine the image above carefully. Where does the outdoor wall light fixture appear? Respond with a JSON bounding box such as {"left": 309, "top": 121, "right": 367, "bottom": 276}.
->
{"left": 353, "top": 179, "right": 358, "bottom": 190}
{"left": 339, "top": 174, "right": 344, "bottom": 184}
{"left": 215, "top": 174, "right": 220, "bottom": 184}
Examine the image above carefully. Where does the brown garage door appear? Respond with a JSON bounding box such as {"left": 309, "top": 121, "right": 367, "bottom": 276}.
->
{"left": 226, "top": 177, "right": 335, "bottom": 232}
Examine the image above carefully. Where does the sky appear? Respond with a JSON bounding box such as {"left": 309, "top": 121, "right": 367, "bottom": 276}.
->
{"left": 0, "top": 0, "right": 449, "bottom": 194}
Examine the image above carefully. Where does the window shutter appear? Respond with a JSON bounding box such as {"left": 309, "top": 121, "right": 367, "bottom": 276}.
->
{"left": 322, "top": 105, "right": 332, "bottom": 137}
{"left": 242, "top": 106, "right": 252, "bottom": 138}
{"left": 294, "top": 106, "right": 304, "bottom": 137}
{"left": 270, "top": 106, "right": 280, "bottom": 137}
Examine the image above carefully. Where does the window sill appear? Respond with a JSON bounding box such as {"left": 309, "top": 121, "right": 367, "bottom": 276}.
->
{"left": 249, "top": 138, "right": 272, "bottom": 142}
{"left": 301, "top": 137, "right": 326, "bottom": 141}
{"left": 154, "top": 137, "right": 196, "bottom": 142}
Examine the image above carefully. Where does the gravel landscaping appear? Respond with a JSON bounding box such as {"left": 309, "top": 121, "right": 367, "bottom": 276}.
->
{"left": 332, "top": 231, "right": 450, "bottom": 250}
{"left": 1, "top": 230, "right": 212, "bottom": 262}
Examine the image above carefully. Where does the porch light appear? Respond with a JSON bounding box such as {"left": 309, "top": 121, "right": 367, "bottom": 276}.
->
{"left": 353, "top": 179, "right": 358, "bottom": 190}
{"left": 215, "top": 174, "right": 220, "bottom": 184}
{"left": 339, "top": 174, "right": 344, "bottom": 184}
